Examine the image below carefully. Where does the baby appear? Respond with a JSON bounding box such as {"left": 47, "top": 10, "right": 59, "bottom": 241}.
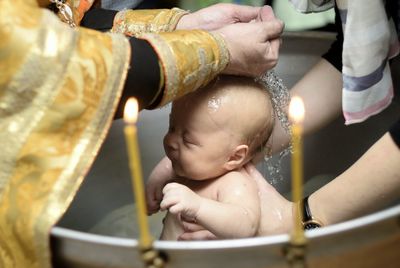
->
{"left": 154, "top": 75, "right": 275, "bottom": 240}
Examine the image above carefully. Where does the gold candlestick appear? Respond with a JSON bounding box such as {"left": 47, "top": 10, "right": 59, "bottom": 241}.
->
{"left": 123, "top": 98, "right": 152, "bottom": 248}
{"left": 289, "top": 96, "right": 306, "bottom": 245}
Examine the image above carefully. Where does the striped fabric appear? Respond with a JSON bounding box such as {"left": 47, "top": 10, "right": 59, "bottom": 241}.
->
{"left": 289, "top": 0, "right": 400, "bottom": 125}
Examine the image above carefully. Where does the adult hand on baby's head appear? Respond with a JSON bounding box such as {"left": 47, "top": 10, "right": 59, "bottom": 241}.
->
{"left": 160, "top": 182, "right": 202, "bottom": 221}
{"left": 215, "top": 18, "right": 283, "bottom": 77}
{"left": 176, "top": 3, "right": 267, "bottom": 31}
{"left": 176, "top": 3, "right": 283, "bottom": 77}
{"left": 255, "top": 5, "right": 282, "bottom": 67}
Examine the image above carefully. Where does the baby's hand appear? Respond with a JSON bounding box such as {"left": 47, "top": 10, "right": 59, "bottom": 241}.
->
{"left": 146, "top": 157, "right": 175, "bottom": 215}
{"left": 160, "top": 182, "right": 202, "bottom": 221}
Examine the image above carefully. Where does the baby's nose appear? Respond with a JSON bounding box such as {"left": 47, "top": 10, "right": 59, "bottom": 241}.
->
{"left": 164, "top": 133, "right": 178, "bottom": 151}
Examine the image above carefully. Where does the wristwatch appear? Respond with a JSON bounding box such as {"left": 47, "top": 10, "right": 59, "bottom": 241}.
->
{"left": 302, "top": 196, "right": 323, "bottom": 230}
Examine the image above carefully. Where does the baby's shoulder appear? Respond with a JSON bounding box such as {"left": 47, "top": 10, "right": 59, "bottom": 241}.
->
{"left": 219, "top": 170, "right": 248, "bottom": 182}
{"left": 217, "top": 169, "right": 256, "bottom": 189}
{"left": 216, "top": 170, "right": 258, "bottom": 201}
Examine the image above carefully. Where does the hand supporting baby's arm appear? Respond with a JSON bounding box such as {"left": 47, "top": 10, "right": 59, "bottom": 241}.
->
{"left": 161, "top": 172, "right": 260, "bottom": 239}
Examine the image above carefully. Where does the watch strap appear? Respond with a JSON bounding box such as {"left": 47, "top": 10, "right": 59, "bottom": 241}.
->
{"left": 302, "top": 196, "right": 323, "bottom": 230}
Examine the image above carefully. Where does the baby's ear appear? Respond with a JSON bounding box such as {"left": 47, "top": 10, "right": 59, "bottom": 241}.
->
{"left": 224, "top": 145, "right": 249, "bottom": 171}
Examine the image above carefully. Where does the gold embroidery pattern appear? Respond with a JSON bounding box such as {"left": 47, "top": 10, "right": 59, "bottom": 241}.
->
{"left": 69, "top": 0, "right": 95, "bottom": 25}
{"left": 112, "top": 8, "right": 188, "bottom": 37}
{"left": 141, "top": 30, "right": 230, "bottom": 107}
{"left": 0, "top": 1, "right": 130, "bottom": 267}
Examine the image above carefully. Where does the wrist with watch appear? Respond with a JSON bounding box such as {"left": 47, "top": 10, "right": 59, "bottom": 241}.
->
{"left": 300, "top": 196, "right": 324, "bottom": 230}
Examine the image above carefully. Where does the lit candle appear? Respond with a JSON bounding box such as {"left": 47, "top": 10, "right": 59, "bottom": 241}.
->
{"left": 123, "top": 98, "right": 152, "bottom": 248}
{"left": 289, "top": 96, "right": 306, "bottom": 245}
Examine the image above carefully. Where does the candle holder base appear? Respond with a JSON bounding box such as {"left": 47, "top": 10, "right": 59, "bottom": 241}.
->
{"left": 140, "top": 246, "right": 167, "bottom": 268}
{"left": 283, "top": 242, "right": 308, "bottom": 268}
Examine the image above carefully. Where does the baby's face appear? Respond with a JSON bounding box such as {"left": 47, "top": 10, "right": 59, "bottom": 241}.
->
{"left": 163, "top": 96, "right": 237, "bottom": 180}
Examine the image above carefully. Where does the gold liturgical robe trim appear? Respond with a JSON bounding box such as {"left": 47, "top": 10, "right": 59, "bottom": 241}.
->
{"left": 0, "top": 1, "right": 229, "bottom": 267}
{"left": 0, "top": 0, "right": 130, "bottom": 267}
{"left": 112, "top": 8, "right": 189, "bottom": 37}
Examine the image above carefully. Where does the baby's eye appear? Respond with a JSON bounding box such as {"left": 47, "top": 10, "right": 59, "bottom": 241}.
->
{"left": 182, "top": 133, "right": 197, "bottom": 146}
{"left": 183, "top": 137, "right": 193, "bottom": 145}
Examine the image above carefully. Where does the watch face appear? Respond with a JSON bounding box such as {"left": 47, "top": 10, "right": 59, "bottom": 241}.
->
{"left": 304, "top": 222, "right": 321, "bottom": 230}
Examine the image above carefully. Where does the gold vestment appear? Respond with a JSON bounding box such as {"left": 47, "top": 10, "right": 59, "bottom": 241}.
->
{"left": 0, "top": 1, "right": 229, "bottom": 267}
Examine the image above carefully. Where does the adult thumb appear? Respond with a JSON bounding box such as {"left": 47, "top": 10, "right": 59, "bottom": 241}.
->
{"left": 234, "top": 5, "right": 264, "bottom": 22}
{"left": 259, "top": 5, "right": 276, "bottom": 21}
{"left": 258, "top": 19, "right": 284, "bottom": 41}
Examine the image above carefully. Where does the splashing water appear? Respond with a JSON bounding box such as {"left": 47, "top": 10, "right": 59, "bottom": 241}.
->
{"left": 262, "top": 148, "right": 291, "bottom": 185}
{"left": 256, "top": 70, "right": 292, "bottom": 185}
{"left": 256, "top": 70, "right": 291, "bottom": 134}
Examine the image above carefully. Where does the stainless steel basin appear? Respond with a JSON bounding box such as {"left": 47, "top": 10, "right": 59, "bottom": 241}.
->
{"left": 51, "top": 32, "right": 400, "bottom": 268}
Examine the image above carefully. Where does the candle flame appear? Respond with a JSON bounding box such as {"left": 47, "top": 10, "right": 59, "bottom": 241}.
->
{"left": 124, "top": 98, "right": 139, "bottom": 124}
{"left": 289, "top": 96, "right": 305, "bottom": 123}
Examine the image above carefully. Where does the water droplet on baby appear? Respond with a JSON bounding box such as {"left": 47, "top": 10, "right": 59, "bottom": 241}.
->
{"left": 208, "top": 96, "right": 221, "bottom": 113}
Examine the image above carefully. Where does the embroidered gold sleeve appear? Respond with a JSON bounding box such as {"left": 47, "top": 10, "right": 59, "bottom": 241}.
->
{"left": 141, "top": 30, "right": 230, "bottom": 107}
{"left": 0, "top": 1, "right": 130, "bottom": 268}
{"left": 112, "top": 8, "right": 189, "bottom": 37}
{"left": 111, "top": 9, "right": 230, "bottom": 108}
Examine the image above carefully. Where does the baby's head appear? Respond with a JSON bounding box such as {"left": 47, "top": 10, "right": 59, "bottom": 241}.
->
{"left": 164, "top": 75, "right": 274, "bottom": 180}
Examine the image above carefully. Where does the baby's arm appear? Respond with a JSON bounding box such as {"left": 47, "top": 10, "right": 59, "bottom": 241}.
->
{"left": 146, "top": 156, "right": 174, "bottom": 214}
{"left": 161, "top": 171, "right": 260, "bottom": 239}
{"left": 196, "top": 171, "right": 260, "bottom": 238}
